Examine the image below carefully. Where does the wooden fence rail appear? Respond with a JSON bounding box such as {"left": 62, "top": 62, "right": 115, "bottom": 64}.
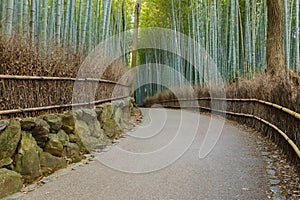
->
{"left": 0, "top": 74, "right": 132, "bottom": 118}
{"left": 0, "top": 96, "right": 130, "bottom": 116}
{"left": 155, "top": 98, "right": 300, "bottom": 120}
{"left": 149, "top": 98, "right": 300, "bottom": 160}
{"left": 0, "top": 74, "right": 131, "bottom": 88}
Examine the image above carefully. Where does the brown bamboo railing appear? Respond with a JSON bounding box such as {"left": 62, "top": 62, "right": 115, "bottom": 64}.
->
{"left": 0, "top": 95, "right": 130, "bottom": 116}
{"left": 0, "top": 74, "right": 130, "bottom": 88}
{"left": 155, "top": 98, "right": 300, "bottom": 120}
{"left": 152, "top": 104, "right": 300, "bottom": 159}
{"left": 0, "top": 75, "right": 131, "bottom": 117}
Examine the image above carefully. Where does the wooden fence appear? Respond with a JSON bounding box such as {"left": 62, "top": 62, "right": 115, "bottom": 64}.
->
{"left": 147, "top": 97, "right": 300, "bottom": 165}
{"left": 0, "top": 75, "right": 131, "bottom": 119}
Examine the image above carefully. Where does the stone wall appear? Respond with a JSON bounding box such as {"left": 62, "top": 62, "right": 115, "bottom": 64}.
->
{"left": 0, "top": 98, "right": 135, "bottom": 199}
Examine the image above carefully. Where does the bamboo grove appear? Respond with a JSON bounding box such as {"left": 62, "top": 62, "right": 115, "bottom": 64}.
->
{"left": 0, "top": 0, "right": 135, "bottom": 54}
{"left": 136, "top": 0, "right": 300, "bottom": 103}
{"left": 0, "top": 0, "right": 299, "bottom": 102}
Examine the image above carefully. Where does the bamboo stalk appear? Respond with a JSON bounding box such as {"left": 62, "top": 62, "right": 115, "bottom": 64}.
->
{"left": 0, "top": 74, "right": 131, "bottom": 87}
{"left": 0, "top": 95, "right": 130, "bottom": 115}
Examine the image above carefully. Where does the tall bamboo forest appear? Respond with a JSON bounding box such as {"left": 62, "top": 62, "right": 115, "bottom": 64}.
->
{"left": 0, "top": 0, "right": 299, "bottom": 103}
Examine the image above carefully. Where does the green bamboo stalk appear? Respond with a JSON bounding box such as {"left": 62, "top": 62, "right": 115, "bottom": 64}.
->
{"left": 63, "top": 0, "right": 70, "bottom": 47}
{"left": 94, "top": 0, "right": 100, "bottom": 45}
{"left": 69, "top": 0, "right": 75, "bottom": 50}
{"left": 76, "top": 0, "right": 83, "bottom": 51}
{"left": 86, "top": 0, "right": 92, "bottom": 52}
{"left": 40, "top": 0, "right": 48, "bottom": 51}
{"left": 47, "top": 0, "right": 55, "bottom": 43}
{"left": 101, "top": 0, "right": 112, "bottom": 40}
{"left": 296, "top": 0, "right": 300, "bottom": 71}
{"left": 0, "top": 0, "right": 7, "bottom": 32}
{"left": 5, "top": 0, "right": 14, "bottom": 37}
{"left": 82, "top": 0, "right": 90, "bottom": 53}
{"left": 251, "top": 0, "right": 257, "bottom": 75}
{"left": 29, "top": 0, "right": 35, "bottom": 43}
{"left": 56, "top": 0, "right": 62, "bottom": 45}
{"left": 22, "top": 0, "right": 28, "bottom": 36}
{"left": 284, "top": 0, "right": 291, "bottom": 69}
{"left": 17, "top": 0, "right": 23, "bottom": 33}
{"left": 35, "top": 0, "right": 40, "bottom": 40}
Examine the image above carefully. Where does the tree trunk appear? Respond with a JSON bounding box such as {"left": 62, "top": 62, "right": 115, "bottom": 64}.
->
{"left": 266, "top": 0, "right": 285, "bottom": 75}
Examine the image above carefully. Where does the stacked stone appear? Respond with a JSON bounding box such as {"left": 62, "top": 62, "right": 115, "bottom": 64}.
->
{"left": 0, "top": 98, "right": 135, "bottom": 198}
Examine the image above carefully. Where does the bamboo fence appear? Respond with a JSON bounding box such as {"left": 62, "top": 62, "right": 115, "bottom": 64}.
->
{"left": 155, "top": 98, "right": 300, "bottom": 120}
{"left": 150, "top": 98, "right": 300, "bottom": 160}
{"left": 0, "top": 74, "right": 131, "bottom": 118}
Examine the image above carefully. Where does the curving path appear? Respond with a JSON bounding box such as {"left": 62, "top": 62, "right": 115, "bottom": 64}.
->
{"left": 11, "top": 108, "right": 268, "bottom": 200}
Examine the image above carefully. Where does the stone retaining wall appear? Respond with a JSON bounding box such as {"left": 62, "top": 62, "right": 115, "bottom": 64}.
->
{"left": 0, "top": 98, "right": 135, "bottom": 199}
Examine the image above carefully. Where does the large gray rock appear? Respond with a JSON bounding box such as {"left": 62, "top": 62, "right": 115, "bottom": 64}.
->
{"left": 114, "top": 107, "right": 128, "bottom": 129}
{"left": 122, "top": 107, "right": 132, "bottom": 125}
{"left": 32, "top": 118, "right": 50, "bottom": 148}
{"left": 0, "top": 168, "right": 23, "bottom": 199}
{"left": 89, "top": 120, "right": 109, "bottom": 144}
{"left": 101, "top": 119, "right": 122, "bottom": 138}
{"left": 0, "top": 119, "right": 21, "bottom": 160}
{"left": 14, "top": 132, "right": 42, "bottom": 183}
{"left": 95, "top": 107, "right": 103, "bottom": 120}
{"left": 74, "top": 120, "right": 98, "bottom": 151}
{"left": 99, "top": 104, "right": 122, "bottom": 138}
{"left": 65, "top": 143, "right": 81, "bottom": 162}
{"left": 40, "top": 152, "right": 67, "bottom": 175}
{"left": 57, "top": 130, "right": 69, "bottom": 147}
{"left": 0, "top": 120, "right": 9, "bottom": 132}
{"left": 88, "top": 120, "right": 105, "bottom": 138}
{"left": 43, "top": 114, "right": 62, "bottom": 133}
{"left": 82, "top": 109, "right": 97, "bottom": 122}
{"left": 75, "top": 120, "right": 91, "bottom": 137}
{"left": 114, "top": 107, "right": 123, "bottom": 124}
{"left": 20, "top": 118, "right": 36, "bottom": 131}
{"left": 61, "top": 111, "right": 75, "bottom": 134}
{"left": 44, "top": 134, "right": 64, "bottom": 157}
{"left": 100, "top": 104, "right": 114, "bottom": 120}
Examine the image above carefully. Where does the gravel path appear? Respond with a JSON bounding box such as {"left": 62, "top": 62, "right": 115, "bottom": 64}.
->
{"left": 9, "top": 108, "right": 269, "bottom": 200}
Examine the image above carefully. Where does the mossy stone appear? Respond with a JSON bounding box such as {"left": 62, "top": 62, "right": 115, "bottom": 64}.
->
{"left": 43, "top": 114, "right": 62, "bottom": 133}
{"left": 44, "top": 134, "right": 64, "bottom": 157}
{"left": 14, "top": 132, "right": 42, "bottom": 183}
{"left": 40, "top": 152, "right": 67, "bottom": 175}
{"left": 0, "top": 119, "right": 21, "bottom": 160}
{"left": 0, "top": 168, "right": 23, "bottom": 199}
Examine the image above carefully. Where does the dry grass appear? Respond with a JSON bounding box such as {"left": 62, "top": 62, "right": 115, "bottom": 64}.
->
{"left": 0, "top": 35, "right": 82, "bottom": 77}
{"left": 0, "top": 35, "right": 131, "bottom": 118}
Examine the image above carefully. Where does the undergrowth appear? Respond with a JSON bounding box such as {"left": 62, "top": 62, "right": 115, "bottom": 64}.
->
{"left": 0, "top": 34, "right": 129, "bottom": 81}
